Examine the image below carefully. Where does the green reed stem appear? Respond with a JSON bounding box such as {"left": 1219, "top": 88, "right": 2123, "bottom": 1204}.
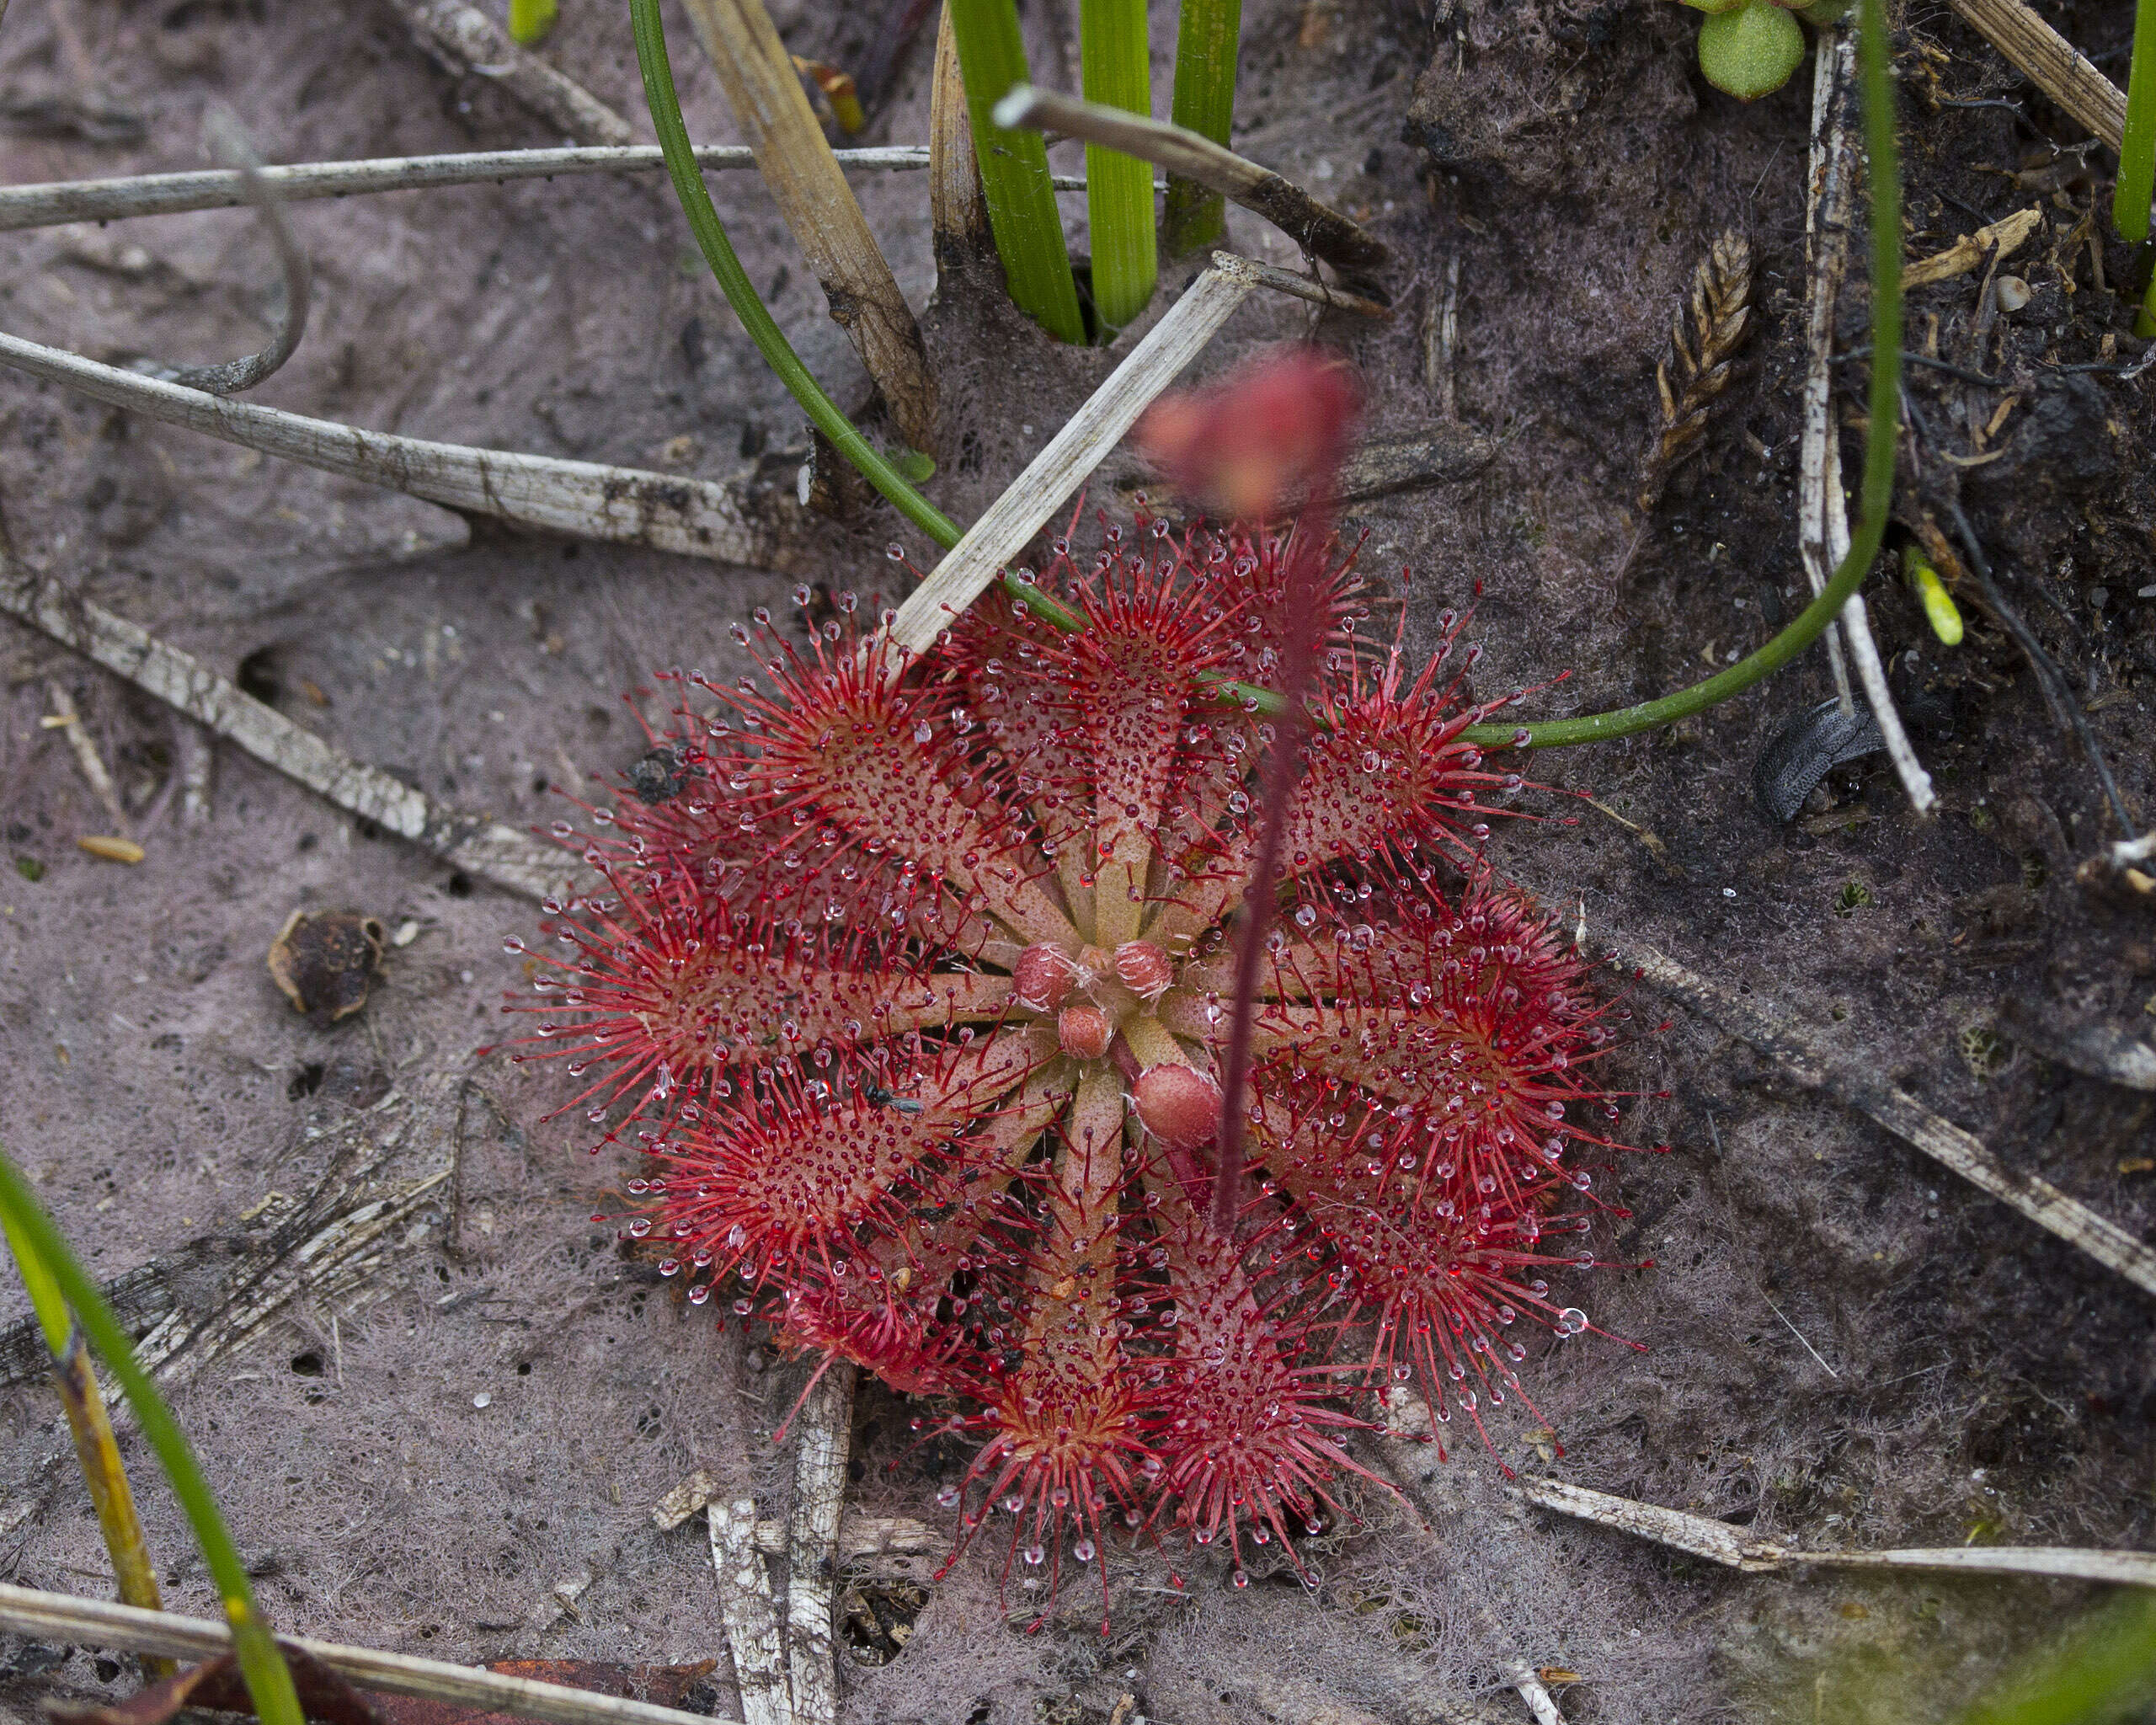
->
{"left": 1163, "top": 0, "right": 1240, "bottom": 254}
{"left": 946, "top": 0, "right": 1088, "bottom": 343}
{"left": 627, "top": 0, "right": 1081, "bottom": 631}
{"left": 2116, "top": 0, "right": 2156, "bottom": 243}
{"left": 1457, "top": 0, "right": 1903, "bottom": 752}
{"left": 0, "top": 1154, "right": 301, "bottom": 1725}
{"left": 1079, "top": 0, "right": 1157, "bottom": 331}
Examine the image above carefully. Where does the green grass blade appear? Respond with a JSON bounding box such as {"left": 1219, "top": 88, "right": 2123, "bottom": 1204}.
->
{"left": 0, "top": 1154, "right": 302, "bottom": 1725}
{"left": 1079, "top": 0, "right": 1157, "bottom": 331}
{"left": 1164, "top": 0, "right": 1240, "bottom": 254}
{"left": 2115, "top": 0, "right": 2156, "bottom": 243}
{"left": 1460, "top": 0, "right": 1902, "bottom": 751}
{"left": 1962, "top": 1589, "right": 2156, "bottom": 1725}
{"left": 946, "top": 0, "right": 1088, "bottom": 343}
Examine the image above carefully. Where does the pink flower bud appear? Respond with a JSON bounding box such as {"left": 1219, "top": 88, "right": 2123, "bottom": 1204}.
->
{"left": 1113, "top": 940, "right": 1174, "bottom": 1001}
{"left": 1011, "top": 943, "right": 1075, "bottom": 1012}
{"left": 1058, "top": 1003, "right": 1112, "bottom": 1060}
{"left": 1133, "top": 1063, "right": 1222, "bottom": 1153}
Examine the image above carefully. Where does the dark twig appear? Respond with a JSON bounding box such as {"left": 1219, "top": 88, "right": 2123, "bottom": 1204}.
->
{"left": 1834, "top": 346, "right": 2004, "bottom": 387}
{"left": 142, "top": 111, "right": 311, "bottom": 398}
{"left": 1943, "top": 497, "right": 2137, "bottom": 838}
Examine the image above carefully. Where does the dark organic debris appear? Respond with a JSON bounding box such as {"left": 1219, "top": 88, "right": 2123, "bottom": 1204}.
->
{"left": 1333, "top": 428, "right": 1496, "bottom": 502}
{"left": 45, "top": 1642, "right": 378, "bottom": 1725}
{"left": 267, "top": 910, "right": 387, "bottom": 1027}
{"left": 369, "top": 1660, "right": 722, "bottom": 1725}
{"left": 1996, "top": 998, "right": 2156, "bottom": 1093}
{"left": 626, "top": 744, "right": 692, "bottom": 806}
{"left": 1753, "top": 697, "right": 1886, "bottom": 824}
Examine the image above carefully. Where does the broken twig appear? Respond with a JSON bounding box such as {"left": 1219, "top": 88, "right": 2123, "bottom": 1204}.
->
{"left": 1945, "top": 0, "right": 2128, "bottom": 153}
{"left": 0, "top": 331, "right": 778, "bottom": 567}
{"left": 44, "top": 681, "right": 129, "bottom": 833}
{"left": 1592, "top": 924, "right": 2156, "bottom": 1297}
{"left": 708, "top": 1499, "right": 794, "bottom": 1725}
{"left": 387, "top": 0, "right": 637, "bottom": 145}
{"left": 1518, "top": 1478, "right": 2156, "bottom": 1588}
{"left": 0, "top": 1584, "right": 744, "bottom": 1725}
{"left": 782, "top": 1365, "right": 854, "bottom": 1725}
{"left": 0, "top": 145, "right": 942, "bottom": 232}
{"left": 992, "top": 84, "right": 1389, "bottom": 275}
{"left": 0, "top": 555, "right": 568, "bottom": 903}
{"left": 886, "top": 255, "right": 1258, "bottom": 652}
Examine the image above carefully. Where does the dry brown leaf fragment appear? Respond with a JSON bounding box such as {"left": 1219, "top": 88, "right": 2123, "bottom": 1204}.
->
{"left": 47, "top": 1642, "right": 381, "bottom": 1725}
{"left": 1638, "top": 230, "right": 1753, "bottom": 511}
{"left": 268, "top": 910, "right": 386, "bottom": 1026}
{"left": 1901, "top": 206, "right": 2042, "bottom": 289}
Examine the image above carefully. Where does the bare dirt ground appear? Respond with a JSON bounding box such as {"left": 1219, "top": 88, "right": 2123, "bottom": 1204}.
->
{"left": 0, "top": 0, "right": 2153, "bottom": 1722}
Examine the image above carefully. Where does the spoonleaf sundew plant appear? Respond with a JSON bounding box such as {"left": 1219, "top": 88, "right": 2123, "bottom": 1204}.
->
{"left": 506, "top": 468, "right": 1652, "bottom": 1616}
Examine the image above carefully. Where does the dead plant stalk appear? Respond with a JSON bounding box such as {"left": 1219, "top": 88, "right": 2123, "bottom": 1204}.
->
{"left": 1802, "top": 26, "right": 1936, "bottom": 815}
{"left": 679, "top": 0, "right": 939, "bottom": 455}
{"left": 0, "top": 1584, "right": 744, "bottom": 1725}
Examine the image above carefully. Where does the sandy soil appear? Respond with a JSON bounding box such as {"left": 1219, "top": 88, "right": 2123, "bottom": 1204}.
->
{"left": 0, "top": 0, "right": 2153, "bottom": 1722}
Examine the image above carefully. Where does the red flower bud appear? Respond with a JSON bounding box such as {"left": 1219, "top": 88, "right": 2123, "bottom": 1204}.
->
{"left": 1113, "top": 940, "right": 1174, "bottom": 1001}
{"left": 1133, "top": 1063, "right": 1223, "bottom": 1154}
{"left": 1012, "top": 943, "right": 1076, "bottom": 1012}
{"left": 1058, "top": 1002, "right": 1112, "bottom": 1060}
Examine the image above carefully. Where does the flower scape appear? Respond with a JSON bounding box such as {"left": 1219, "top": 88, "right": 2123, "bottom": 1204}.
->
{"left": 503, "top": 356, "right": 1646, "bottom": 1620}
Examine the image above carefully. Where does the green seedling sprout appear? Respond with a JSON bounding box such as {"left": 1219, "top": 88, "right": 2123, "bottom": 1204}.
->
{"left": 509, "top": 0, "right": 559, "bottom": 46}
{"left": 0, "top": 1153, "right": 302, "bottom": 1725}
{"left": 1164, "top": 0, "right": 1241, "bottom": 254}
{"left": 1079, "top": 0, "right": 1158, "bottom": 333}
{"left": 1905, "top": 547, "right": 1965, "bottom": 644}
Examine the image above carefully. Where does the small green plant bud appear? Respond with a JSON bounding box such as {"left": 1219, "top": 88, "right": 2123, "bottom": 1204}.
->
{"left": 1698, "top": 0, "right": 1806, "bottom": 99}
{"left": 1680, "top": 0, "right": 1748, "bottom": 13}
{"left": 509, "top": 0, "right": 558, "bottom": 46}
{"left": 1904, "top": 550, "right": 1965, "bottom": 646}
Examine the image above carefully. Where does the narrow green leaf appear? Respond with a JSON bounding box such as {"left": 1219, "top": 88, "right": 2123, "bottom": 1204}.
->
{"left": 947, "top": 0, "right": 1087, "bottom": 342}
